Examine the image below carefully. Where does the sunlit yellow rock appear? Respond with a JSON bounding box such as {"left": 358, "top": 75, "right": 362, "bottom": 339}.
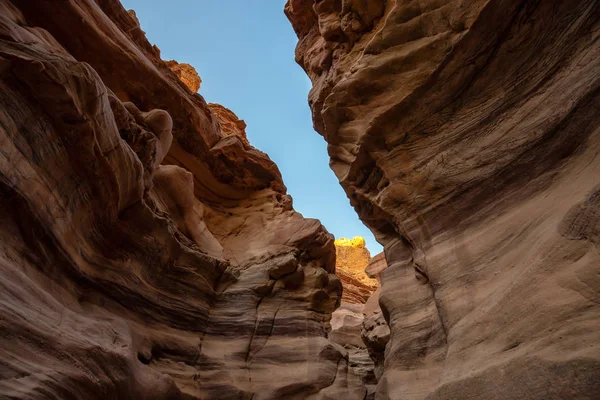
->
{"left": 334, "top": 236, "right": 366, "bottom": 248}
{"left": 334, "top": 236, "right": 378, "bottom": 304}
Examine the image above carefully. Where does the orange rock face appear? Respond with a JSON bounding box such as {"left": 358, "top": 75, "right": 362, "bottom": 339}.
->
{"left": 334, "top": 236, "right": 378, "bottom": 304}
{"left": 208, "top": 103, "right": 250, "bottom": 145}
{"left": 165, "top": 59, "right": 202, "bottom": 92}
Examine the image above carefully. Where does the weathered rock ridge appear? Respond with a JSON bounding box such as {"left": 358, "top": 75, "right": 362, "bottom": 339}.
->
{"left": 165, "top": 62, "right": 250, "bottom": 146}
{"left": 287, "top": 0, "right": 600, "bottom": 399}
{"left": 165, "top": 60, "right": 202, "bottom": 93}
{"left": 0, "top": 1, "right": 366, "bottom": 399}
{"left": 207, "top": 103, "right": 251, "bottom": 146}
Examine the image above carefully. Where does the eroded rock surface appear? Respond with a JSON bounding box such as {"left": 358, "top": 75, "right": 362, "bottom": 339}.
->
{"left": 164, "top": 61, "right": 250, "bottom": 146}
{"left": 288, "top": 0, "right": 600, "bottom": 399}
{"left": 334, "top": 236, "right": 378, "bottom": 304}
{"left": 329, "top": 241, "right": 381, "bottom": 398}
{"left": 208, "top": 103, "right": 251, "bottom": 146}
{"left": 0, "top": 1, "right": 364, "bottom": 399}
{"left": 166, "top": 59, "right": 202, "bottom": 93}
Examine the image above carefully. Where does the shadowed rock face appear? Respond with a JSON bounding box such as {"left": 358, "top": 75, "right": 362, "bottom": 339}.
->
{"left": 329, "top": 242, "right": 381, "bottom": 399}
{"left": 0, "top": 1, "right": 367, "bottom": 399}
{"left": 287, "top": 0, "right": 600, "bottom": 399}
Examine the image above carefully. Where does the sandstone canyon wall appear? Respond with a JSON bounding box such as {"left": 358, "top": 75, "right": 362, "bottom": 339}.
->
{"left": 0, "top": 1, "right": 368, "bottom": 399}
{"left": 286, "top": 0, "right": 600, "bottom": 399}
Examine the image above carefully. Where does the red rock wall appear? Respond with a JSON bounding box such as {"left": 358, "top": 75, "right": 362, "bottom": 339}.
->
{"left": 287, "top": 0, "right": 600, "bottom": 398}
{"left": 0, "top": 1, "right": 365, "bottom": 399}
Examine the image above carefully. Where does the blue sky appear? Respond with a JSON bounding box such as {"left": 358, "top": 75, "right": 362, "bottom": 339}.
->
{"left": 120, "top": 0, "right": 383, "bottom": 254}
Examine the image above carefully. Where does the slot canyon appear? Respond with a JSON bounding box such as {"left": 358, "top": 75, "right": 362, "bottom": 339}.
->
{"left": 0, "top": 1, "right": 599, "bottom": 399}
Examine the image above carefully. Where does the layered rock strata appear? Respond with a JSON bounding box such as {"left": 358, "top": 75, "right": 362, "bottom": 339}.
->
{"left": 287, "top": 0, "right": 600, "bottom": 399}
{"left": 334, "top": 236, "right": 378, "bottom": 303}
{"left": 0, "top": 1, "right": 364, "bottom": 399}
{"left": 329, "top": 238, "right": 377, "bottom": 353}
{"left": 329, "top": 241, "right": 381, "bottom": 398}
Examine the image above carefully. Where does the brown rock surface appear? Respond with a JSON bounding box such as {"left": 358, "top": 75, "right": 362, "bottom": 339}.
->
{"left": 165, "top": 59, "right": 202, "bottom": 92}
{"left": 208, "top": 103, "right": 250, "bottom": 146}
{"left": 0, "top": 1, "right": 365, "bottom": 399}
{"left": 329, "top": 241, "right": 382, "bottom": 397}
{"left": 329, "top": 299, "right": 378, "bottom": 398}
{"left": 164, "top": 61, "right": 250, "bottom": 146}
{"left": 365, "top": 252, "right": 387, "bottom": 282}
{"left": 361, "top": 312, "right": 390, "bottom": 381}
{"left": 288, "top": 0, "right": 600, "bottom": 399}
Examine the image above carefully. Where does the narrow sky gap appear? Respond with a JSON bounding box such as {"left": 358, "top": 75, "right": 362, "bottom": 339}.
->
{"left": 121, "top": 0, "right": 383, "bottom": 254}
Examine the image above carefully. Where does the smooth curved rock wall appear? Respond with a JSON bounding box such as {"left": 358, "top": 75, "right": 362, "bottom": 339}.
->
{"left": 287, "top": 0, "right": 600, "bottom": 398}
{"left": 0, "top": 1, "right": 364, "bottom": 399}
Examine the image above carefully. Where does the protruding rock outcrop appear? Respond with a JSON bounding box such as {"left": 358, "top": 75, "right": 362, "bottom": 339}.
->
{"left": 0, "top": 1, "right": 364, "bottom": 399}
{"left": 208, "top": 103, "right": 250, "bottom": 146}
{"left": 288, "top": 0, "right": 600, "bottom": 399}
{"left": 166, "top": 59, "right": 202, "bottom": 92}
{"left": 360, "top": 253, "right": 389, "bottom": 383}
{"left": 361, "top": 311, "right": 389, "bottom": 381}
{"left": 165, "top": 61, "right": 250, "bottom": 146}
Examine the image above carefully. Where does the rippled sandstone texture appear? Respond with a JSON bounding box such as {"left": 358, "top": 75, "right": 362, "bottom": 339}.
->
{"left": 287, "top": 0, "right": 600, "bottom": 399}
{"left": 0, "top": 1, "right": 367, "bottom": 399}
